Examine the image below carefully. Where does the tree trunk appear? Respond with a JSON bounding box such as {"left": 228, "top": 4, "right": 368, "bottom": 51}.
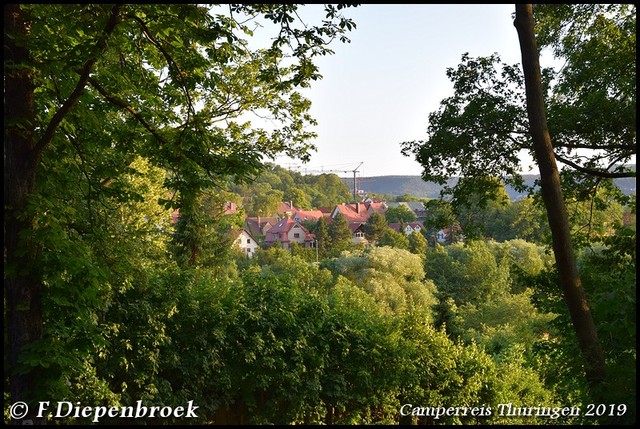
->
{"left": 4, "top": 4, "right": 47, "bottom": 424}
{"left": 513, "top": 4, "right": 606, "bottom": 388}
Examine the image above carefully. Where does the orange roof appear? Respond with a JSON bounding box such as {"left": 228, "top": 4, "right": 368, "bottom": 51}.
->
{"left": 332, "top": 203, "right": 368, "bottom": 223}
{"left": 294, "top": 210, "right": 324, "bottom": 222}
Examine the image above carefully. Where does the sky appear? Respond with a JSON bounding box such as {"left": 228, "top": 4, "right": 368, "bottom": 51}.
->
{"left": 268, "top": 4, "right": 534, "bottom": 178}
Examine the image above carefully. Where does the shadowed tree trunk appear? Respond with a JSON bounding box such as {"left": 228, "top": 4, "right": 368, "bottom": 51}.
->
{"left": 5, "top": 4, "right": 47, "bottom": 425}
{"left": 5, "top": 4, "right": 121, "bottom": 423}
{"left": 513, "top": 4, "right": 606, "bottom": 390}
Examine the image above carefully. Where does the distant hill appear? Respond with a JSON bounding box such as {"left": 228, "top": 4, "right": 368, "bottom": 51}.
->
{"left": 343, "top": 166, "right": 636, "bottom": 201}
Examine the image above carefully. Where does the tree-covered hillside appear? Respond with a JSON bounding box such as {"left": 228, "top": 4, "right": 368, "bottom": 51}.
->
{"left": 347, "top": 166, "right": 636, "bottom": 200}
{"left": 228, "top": 163, "right": 353, "bottom": 216}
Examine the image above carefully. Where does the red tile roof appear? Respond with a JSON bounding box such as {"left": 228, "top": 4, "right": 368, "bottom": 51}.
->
{"left": 332, "top": 203, "right": 368, "bottom": 223}
{"left": 294, "top": 210, "right": 324, "bottom": 222}
{"left": 264, "top": 218, "right": 313, "bottom": 243}
{"left": 245, "top": 216, "right": 278, "bottom": 236}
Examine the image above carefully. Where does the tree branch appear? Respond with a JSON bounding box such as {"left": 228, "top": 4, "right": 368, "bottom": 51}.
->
{"left": 556, "top": 142, "right": 636, "bottom": 152}
{"left": 554, "top": 153, "right": 636, "bottom": 178}
{"left": 87, "top": 77, "right": 170, "bottom": 146}
{"left": 130, "top": 14, "right": 195, "bottom": 117}
{"left": 34, "top": 5, "right": 122, "bottom": 156}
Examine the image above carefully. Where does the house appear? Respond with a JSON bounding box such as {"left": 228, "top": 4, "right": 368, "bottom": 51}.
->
{"left": 316, "top": 206, "right": 333, "bottom": 215}
{"left": 330, "top": 202, "right": 369, "bottom": 223}
{"left": 386, "top": 201, "right": 426, "bottom": 220}
{"left": 388, "top": 221, "right": 425, "bottom": 236}
{"left": 349, "top": 222, "right": 368, "bottom": 246}
{"left": 362, "top": 195, "right": 384, "bottom": 204}
{"left": 293, "top": 209, "right": 324, "bottom": 223}
{"left": 223, "top": 201, "right": 240, "bottom": 215}
{"left": 232, "top": 228, "right": 260, "bottom": 258}
{"left": 403, "top": 201, "right": 427, "bottom": 220}
{"left": 329, "top": 203, "right": 371, "bottom": 245}
{"left": 264, "top": 217, "right": 316, "bottom": 250}
{"left": 244, "top": 216, "right": 278, "bottom": 238}
{"left": 365, "top": 201, "right": 388, "bottom": 217}
{"left": 277, "top": 201, "right": 298, "bottom": 220}
{"left": 434, "top": 224, "right": 464, "bottom": 244}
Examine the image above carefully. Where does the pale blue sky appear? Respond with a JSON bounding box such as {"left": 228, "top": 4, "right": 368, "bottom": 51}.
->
{"left": 270, "top": 4, "right": 535, "bottom": 178}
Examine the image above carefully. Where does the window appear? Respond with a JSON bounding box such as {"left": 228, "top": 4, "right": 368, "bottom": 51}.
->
{"left": 247, "top": 248, "right": 251, "bottom": 253}
{"left": 293, "top": 233, "right": 300, "bottom": 238}
{"left": 247, "top": 239, "right": 251, "bottom": 244}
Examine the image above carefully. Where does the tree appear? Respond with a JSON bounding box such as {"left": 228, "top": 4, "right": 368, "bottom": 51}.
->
{"left": 326, "top": 247, "right": 437, "bottom": 317}
{"left": 514, "top": 2, "right": 605, "bottom": 389}
{"left": 454, "top": 176, "right": 512, "bottom": 240}
{"left": 314, "top": 216, "right": 332, "bottom": 259}
{"left": 309, "top": 173, "right": 354, "bottom": 209}
{"left": 408, "top": 230, "right": 428, "bottom": 257}
{"left": 377, "top": 228, "right": 410, "bottom": 250}
{"left": 422, "top": 199, "right": 459, "bottom": 245}
{"left": 251, "top": 188, "right": 286, "bottom": 217}
{"left": 170, "top": 191, "right": 245, "bottom": 270}
{"left": 393, "top": 193, "right": 422, "bottom": 202}
{"left": 285, "top": 186, "right": 312, "bottom": 211}
{"left": 4, "top": 4, "right": 357, "bottom": 422}
{"left": 363, "top": 211, "right": 387, "bottom": 244}
{"left": 327, "top": 213, "right": 352, "bottom": 256}
{"left": 400, "top": 3, "right": 632, "bottom": 391}
{"left": 510, "top": 196, "right": 549, "bottom": 243}
{"left": 385, "top": 205, "right": 417, "bottom": 224}
{"left": 400, "top": 4, "right": 635, "bottom": 210}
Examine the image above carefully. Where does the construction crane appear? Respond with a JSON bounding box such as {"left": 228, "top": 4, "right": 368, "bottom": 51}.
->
{"left": 303, "top": 162, "right": 364, "bottom": 207}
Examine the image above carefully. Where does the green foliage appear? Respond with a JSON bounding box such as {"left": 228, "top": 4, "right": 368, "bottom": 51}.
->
{"left": 509, "top": 196, "right": 550, "bottom": 243}
{"left": 377, "top": 228, "right": 410, "bottom": 250}
{"left": 385, "top": 205, "right": 417, "bottom": 223}
{"left": 487, "top": 238, "right": 553, "bottom": 278}
{"left": 313, "top": 216, "right": 332, "bottom": 259}
{"left": 454, "top": 178, "right": 511, "bottom": 240}
{"left": 563, "top": 185, "right": 627, "bottom": 249}
{"left": 397, "top": 321, "right": 559, "bottom": 425}
{"left": 422, "top": 199, "right": 462, "bottom": 245}
{"left": 229, "top": 164, "right": 353, "bottom": 216}
{"left": 408, "top": 230, "right": 428, "bottom": 257}
{"left": 455, "top": 289, "right": 556, "bottom": 355}
{"left": 5, "top": 2, "right": 359, "bottom": 423}
{"left": 325, "top": 247, "right": 437, "bottom": 320}
{"left": 392, "top": 193, "right": 424, "bottom": 202}
{"left": 401, "top": 5, "right": 636, "bottom": 208}
{"left": 535, "top": 5, "right": 636, "bottom": 199}
{"left": 576, "top": 226, "right": 636, "bottom": 423}
{"left": 522, "top": 224, "right": 637, "bottom": 424}
{"left": 363, "top": 211, "right": 387, "bottom": 243}
{"left": 170, "top": 191, "right": 245, "bottom": 271}
{"left": 327, "top": 213, "right": 353, "bottom": 256}
{"left": 426, "top": 240, "right": 557, "bottom": 362}
{"left": 426, "top": 240, "right": 511, "bottom": 308}
{"left": 19, "top": 146, "right": 174, "bottom": 408}
{"left": 245, "top": 188, "right": 285, "bottom": 217}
